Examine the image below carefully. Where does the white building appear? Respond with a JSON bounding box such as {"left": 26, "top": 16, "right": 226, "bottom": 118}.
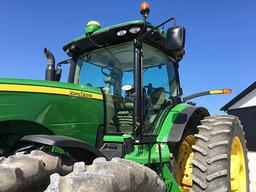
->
{"left": 221, "top": 81, "right": 256, "bottom": 151}
{"left": 221, "top": 81, "right": 256, "bottom": 191}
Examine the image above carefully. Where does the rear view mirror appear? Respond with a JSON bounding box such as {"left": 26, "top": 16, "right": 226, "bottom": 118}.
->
{"left": 166, "top": 26, "right": 185, "bottom": 61}
{"left": 166, "top": 26, "right": 185, "bottom": 50}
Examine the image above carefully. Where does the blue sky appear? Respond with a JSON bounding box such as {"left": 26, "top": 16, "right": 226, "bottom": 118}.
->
{"left": 0, "top": 0, "right": 255, "bottom": 114}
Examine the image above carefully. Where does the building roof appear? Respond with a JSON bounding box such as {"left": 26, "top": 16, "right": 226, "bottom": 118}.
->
{"left": 221, "top": 81, "right": 256, "bottom": 111}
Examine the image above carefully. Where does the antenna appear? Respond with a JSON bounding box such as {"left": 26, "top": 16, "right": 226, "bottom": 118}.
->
{"left": 162, "top": 0, "right": 174, "bottom": 30}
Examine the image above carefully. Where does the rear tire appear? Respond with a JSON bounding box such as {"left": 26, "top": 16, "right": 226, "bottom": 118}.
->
{"left": 191, "top": 115, "right": 249, "bottom": 192}
{"left": 45, "top": 157, "right": 165, "bottom": 192}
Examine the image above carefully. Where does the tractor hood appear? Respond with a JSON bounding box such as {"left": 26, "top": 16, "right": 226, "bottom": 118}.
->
{"left": 0, "top": 78, "right": 104, "bottom": 148}
{"left": 0, "top": 78, "right": 103, "bottom": 100}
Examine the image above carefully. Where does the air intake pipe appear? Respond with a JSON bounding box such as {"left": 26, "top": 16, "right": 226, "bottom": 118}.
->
{"left": 44, "top": 48, "right": 56, "bottom": 81}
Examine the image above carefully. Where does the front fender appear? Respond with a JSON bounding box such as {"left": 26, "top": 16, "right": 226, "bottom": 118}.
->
{"left": 21, "top": 134, "right": 106, "bottom": 164}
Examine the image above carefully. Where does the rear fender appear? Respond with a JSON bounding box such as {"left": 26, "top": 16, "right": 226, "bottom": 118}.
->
{"left": 167, "top": 106, "right": 209, "bottom": 142}
{"left": 156, "top": 104, "right": 209, "bottom": 143}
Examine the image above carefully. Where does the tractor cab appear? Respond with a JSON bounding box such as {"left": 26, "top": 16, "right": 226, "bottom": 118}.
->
{"left": 62, "top": 18, "right": 185, "bottom": 141}
{"left": 76, "top": 38, "right": 178, "bottom": 135}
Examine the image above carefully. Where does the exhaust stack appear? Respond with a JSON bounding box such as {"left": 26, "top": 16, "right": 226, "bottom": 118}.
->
{"left": 44, "top": 48, "right": 56, "bottom": 81}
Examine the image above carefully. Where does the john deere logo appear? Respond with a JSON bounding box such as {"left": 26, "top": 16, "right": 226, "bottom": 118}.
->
{"left": 69, "top": 90, "right": 93, "bottom": 99}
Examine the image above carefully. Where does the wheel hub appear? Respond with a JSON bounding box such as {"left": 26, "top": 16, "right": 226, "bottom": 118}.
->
{"left": 230, "top": 136, "right": 246, "bottom": 192}
{"left": 175, "top": 135, "right": 195, "bottom": 192}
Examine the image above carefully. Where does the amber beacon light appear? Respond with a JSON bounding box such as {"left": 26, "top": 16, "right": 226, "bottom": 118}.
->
{"left": 140, "top": 2, "right": 150, "bottom": 17}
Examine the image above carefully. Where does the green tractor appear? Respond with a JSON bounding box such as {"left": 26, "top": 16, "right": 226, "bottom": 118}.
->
{"left": 0, "top": 2, "right": 249, "bottom": 192}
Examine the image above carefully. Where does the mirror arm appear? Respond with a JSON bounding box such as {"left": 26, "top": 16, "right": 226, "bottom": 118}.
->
{"left": 55, "top": 58, "right": 72, "bottom": 82}
{"left": 57, "top": 58, "right": 71, "bottom": 65}
{"left": 136, "top": 17, "right": 176, "bottom": 42}
{"left": 55, "top": 64, "right": 62, "bottom": 82}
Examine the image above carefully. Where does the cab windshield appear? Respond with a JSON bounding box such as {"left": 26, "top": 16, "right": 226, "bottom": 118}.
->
{"left": 75, "top": 42, "right": 178, "bottom": 135}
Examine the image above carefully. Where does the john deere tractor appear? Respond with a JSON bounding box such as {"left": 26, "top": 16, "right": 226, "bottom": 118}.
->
{"left": 0, "top": 2, "right": 249, "bottom": 192}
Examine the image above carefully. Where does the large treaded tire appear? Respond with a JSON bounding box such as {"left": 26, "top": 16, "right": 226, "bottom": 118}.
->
{"left": 191, "top": 115, "right": 249, "bottom": 192}
{"left": 45, "top": 157, "right": 165, "bottom": 192}
{"left": 0, "top": 150, "right": 73, "bottom": 192}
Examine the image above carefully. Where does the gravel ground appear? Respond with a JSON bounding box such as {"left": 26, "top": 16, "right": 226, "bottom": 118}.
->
{"left": 249, "top": 151, "right": 256, "bottom": 192}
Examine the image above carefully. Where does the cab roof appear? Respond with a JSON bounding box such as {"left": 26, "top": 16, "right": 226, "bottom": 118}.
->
{"left": 63, "top": 20, "right": 176, "bottom": 60}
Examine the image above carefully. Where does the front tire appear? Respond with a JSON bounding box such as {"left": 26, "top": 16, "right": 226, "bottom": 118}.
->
{"left": 191, "top": 115, "right": 249, "bottom": 192}
{"left": 45, "top": 157, "right": 165, "bottom": 192}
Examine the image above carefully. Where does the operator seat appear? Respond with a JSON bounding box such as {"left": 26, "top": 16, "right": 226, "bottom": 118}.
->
{"left": 151, "top": 87, "right": 166, "bottom": 110}
{"left": 103, "top": 76, "right": 115, "bottom": 94}
{"left": 103, "top": 76, "right": 115, "bottom": 129}
{"left": 146, "top": 87, "right": 166, "bottom": 126}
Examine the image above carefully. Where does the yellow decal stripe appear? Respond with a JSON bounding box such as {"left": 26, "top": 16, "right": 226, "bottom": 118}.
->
{"left": 0, "top": 84, "right": 103, "bottom": 100}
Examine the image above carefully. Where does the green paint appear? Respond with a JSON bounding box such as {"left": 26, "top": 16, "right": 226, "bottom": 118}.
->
{"left": 163, "top": 164, "right": 180, "bottom": 192}
{"left": 0, "top": 78, "right": 104, "bottom": 155}
{"left": 103, "top": 134, "right": 132, "bottom": 142}
{"left": 125, "top": 143, "right": 170, "bottom": 164}
{"left": 157, "top": 103, "right": 190, "bottom": 142}
{"left": 124, "top": 144, "right": 180, "bottom": 191}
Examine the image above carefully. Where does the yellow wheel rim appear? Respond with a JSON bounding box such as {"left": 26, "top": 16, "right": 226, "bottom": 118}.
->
{"left": 175, "top": 135, "right": 195, "bottom": 192}
{"left": 230, "top": 136, "right": 247, "bottom": 192}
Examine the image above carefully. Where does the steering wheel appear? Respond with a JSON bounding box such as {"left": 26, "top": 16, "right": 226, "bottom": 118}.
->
{"left": 101, "top": 65, "right": 113, "bottom": 77}
{"left": 101, "top": 65, "right": 122, "bottom": 78}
